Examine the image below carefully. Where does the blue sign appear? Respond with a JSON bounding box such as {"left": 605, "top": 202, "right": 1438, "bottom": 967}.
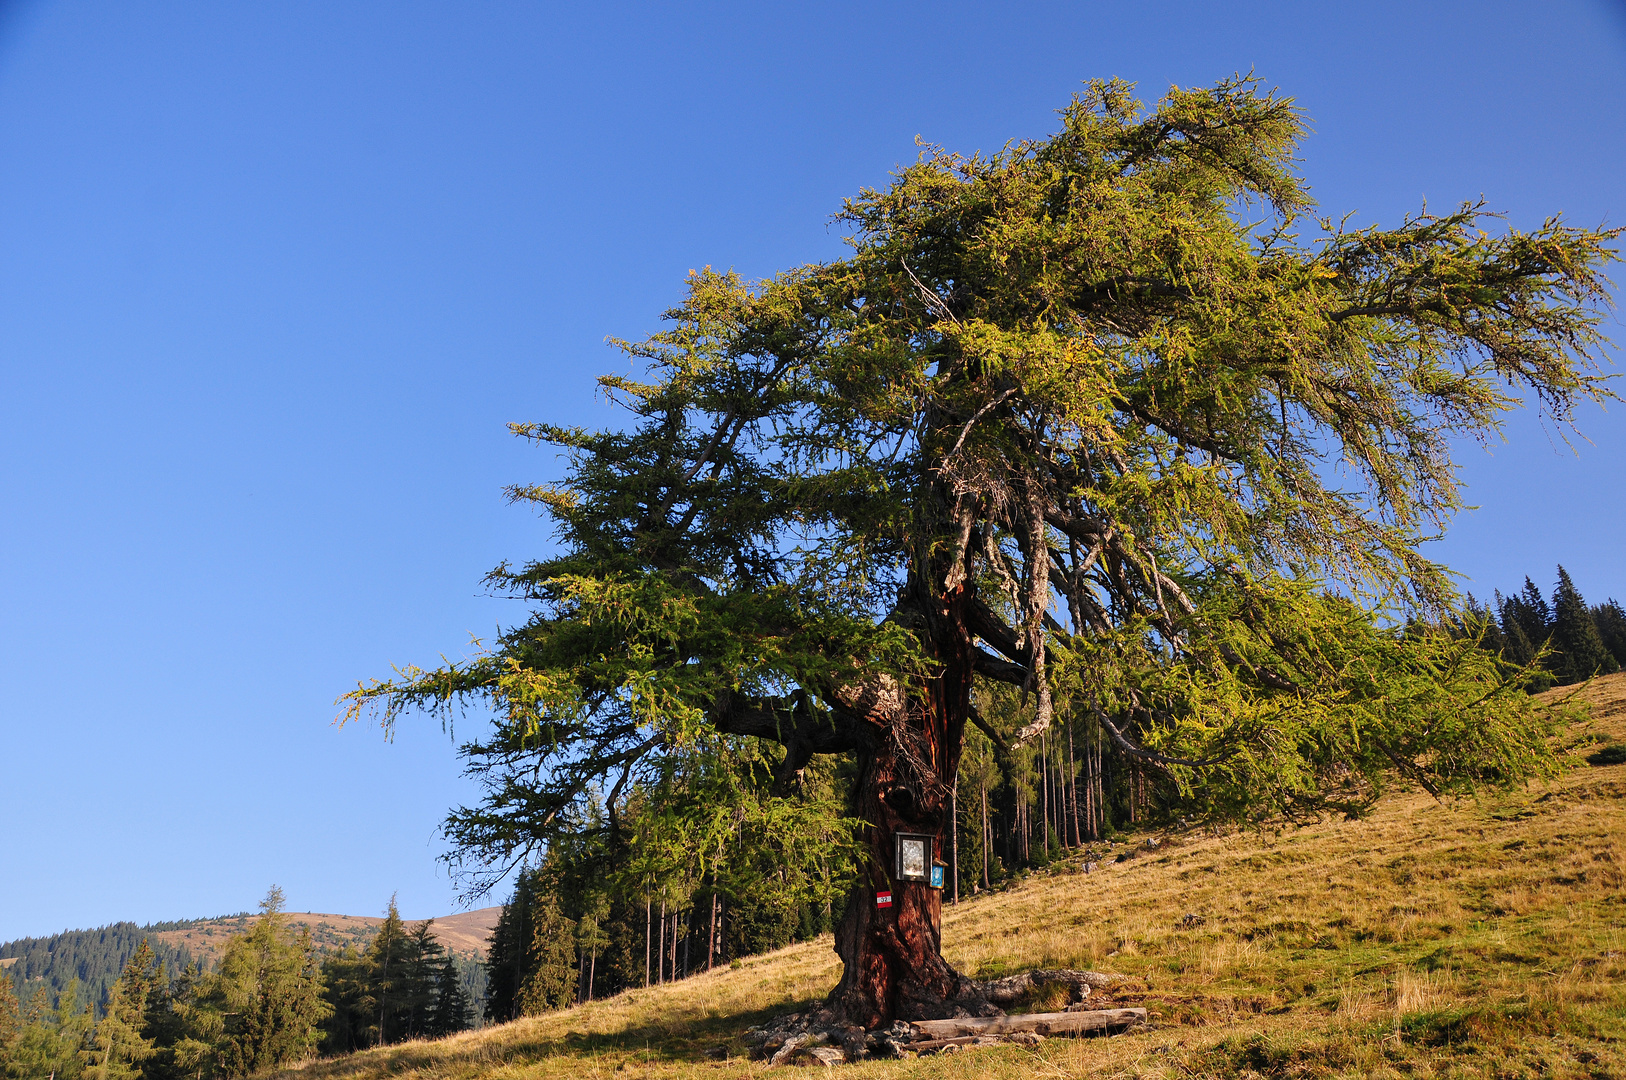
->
{"left": 930, "top": 865, "right": 945, "bottom": 889}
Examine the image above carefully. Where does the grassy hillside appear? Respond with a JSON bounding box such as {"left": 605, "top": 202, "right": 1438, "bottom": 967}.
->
{"left": 276, "top": 675, "right": 1626, "bottom": 1079}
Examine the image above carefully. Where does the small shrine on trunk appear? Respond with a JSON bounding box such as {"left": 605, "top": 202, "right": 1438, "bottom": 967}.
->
{"left": 894, "top": 832, "right": 933, "bottom": 883}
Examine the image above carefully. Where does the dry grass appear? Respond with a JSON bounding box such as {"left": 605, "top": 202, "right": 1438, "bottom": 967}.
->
{"left": 274, "top": 675, "right": 1626, "bottom": 1079}
{"left": 152, "top": 908, "right": 501, "bottom": 964}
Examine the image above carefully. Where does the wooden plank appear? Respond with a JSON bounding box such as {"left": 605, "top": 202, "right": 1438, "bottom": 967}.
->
{"left": 910, "top": 1008, "right": 1147, "bottom": 1039}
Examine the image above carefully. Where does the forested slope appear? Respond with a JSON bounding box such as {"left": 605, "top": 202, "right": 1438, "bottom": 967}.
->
{"left": 1, "top": 908, "right": 498, "bottom": 1017}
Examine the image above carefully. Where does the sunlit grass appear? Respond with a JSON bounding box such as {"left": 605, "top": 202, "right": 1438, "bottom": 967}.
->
{"left": 274, "top": 675, "right": 1626, "bottom": 1079}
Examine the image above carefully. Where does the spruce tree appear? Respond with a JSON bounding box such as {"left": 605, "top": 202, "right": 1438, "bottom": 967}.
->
{"left": 427, "top": 956, "right": 472, "bottom": 1038}
{"left": 315, "top": 947, "right": 373, "bottom": 1055}
{"left": 1460, "top": 593, "right": 1506, "bottom": 657}
{"left": 516, "top": 894, "right": 576, "bottom": 1016}
{"left": 1591, "top": 599, "right": 1626, "bottom": 670}
{"left": 1551, "top": 566, "right": 1617, "bottom": 683}
{"left": 400, "top": 922, "right": 444, "bottom": 1040}
{"left": 482, "top": 873, "right": 534, "bottom": 1023}
{"left": 139, "top": 962, "right": 206, "bottom": 1080}
{"left": 1513, "top": 577, "right": 1554, "bottom": 650}
{"left": 1497, "top": 590, "right": 1540, "bottom": 668}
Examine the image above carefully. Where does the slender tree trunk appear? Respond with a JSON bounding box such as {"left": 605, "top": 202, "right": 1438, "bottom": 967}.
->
{"left": 588, "top": 945, "right": 596, "bottom": 1002}
{"left": 1095, "top": 728, "right": 1104, "bottom": 838}
{"left": 1020, "top": 789, "right": 1030, "bottom": 864}
{"left": 950, "top": 785, "right": 959, "bottom": 904}
{"left": 644, "top": 898, "right": 651, "bottom": 988}
{"left": 1066, "top": 721, "right": 1078, "bottom": 848}
{"left": 658, "top": 900, "right": 666, "bottom": 984}
{"left": 1040, "top": 731, "right": 1050, "bottom": 857}
{"left": 980, "top": 778, "right": 989, "bottom": 890}
{"left": 1050, "top": 737, "right": 1061, "bottom": 852}
{"left": 707, "top": 891, "right": 718, "bottom": 972}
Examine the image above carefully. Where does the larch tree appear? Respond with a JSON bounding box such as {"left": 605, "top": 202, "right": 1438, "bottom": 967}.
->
{"left": 85, "top": 941, "right": 160, "bottom": 1080}
{"left": 190, "top": 887, "right": 330, "bottom": 1078}
{"left": 345, "top": 78, "right": 1618, "bottom": 1027}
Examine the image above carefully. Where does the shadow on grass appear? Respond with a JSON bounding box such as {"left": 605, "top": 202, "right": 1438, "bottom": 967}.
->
{"left": 287, "top": 997, "right": 822, "bottom": 1078}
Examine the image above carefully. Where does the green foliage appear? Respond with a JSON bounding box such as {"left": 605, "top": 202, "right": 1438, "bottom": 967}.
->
{"left": 1, "top": 925, "right": 197, "bottom": 1019}
{"left": 84, "top": 943, "right": 159, "bottom": 1080}
{"left": 2, "top": 980, "right": 93, "bottom": 1080}
{"left": 1586, "top": 743, "right": 1626, "bottom": 766}
{"left": 1464, "top": 568, "right": 1626, "bottom": 691}
{"left": 1552, "top": 566, "right": 1617, "bottom": 683}
{"left": 0, "top": 982, "right": 18, "bottom": 1065}
{"left": 174, "top": 887, "right": 329, "bottom": 1079}
{"left": 484, "top": 872, "right": 576, "bottom": 1021}
{"left": 343, "top": 75, "right": 1616, "bottom": 1004}
{"left": 318, "top": 900, "right": 470, "bottom": 1053}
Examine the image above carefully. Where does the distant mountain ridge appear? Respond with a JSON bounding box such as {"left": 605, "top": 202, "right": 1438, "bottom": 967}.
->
{"left": 145, "top": 907, "right": 500, "bottom": 968}
{"left": 1, "top": 907, "right": 501, "bottom": 1013}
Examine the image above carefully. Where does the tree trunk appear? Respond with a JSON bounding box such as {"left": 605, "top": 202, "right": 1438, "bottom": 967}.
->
{"left": 708, "top": 891, "right": 718, "bottom": 972}
{"left": 826, "top": 579, "right": 984, "bottom": 1028}
{"left": 980, "top": 779, "right": 989, "bottom": 890}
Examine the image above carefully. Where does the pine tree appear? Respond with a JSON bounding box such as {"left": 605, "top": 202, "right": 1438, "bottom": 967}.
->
{"left": 1551, "top": 566, "right": 1617, "bottom": 684}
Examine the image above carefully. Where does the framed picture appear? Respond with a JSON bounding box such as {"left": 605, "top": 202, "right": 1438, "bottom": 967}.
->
{"left": 895, "top": 832, "right": 933, "bottom": 882}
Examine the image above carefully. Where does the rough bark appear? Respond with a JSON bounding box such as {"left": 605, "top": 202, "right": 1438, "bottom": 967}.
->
{"left": 826, "top": 577, "right": 987, "bottom": 1027}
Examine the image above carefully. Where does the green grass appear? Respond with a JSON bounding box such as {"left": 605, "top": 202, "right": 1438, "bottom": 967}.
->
{"left": 274, "top": 674, "right": 1626, "bottom": 1079}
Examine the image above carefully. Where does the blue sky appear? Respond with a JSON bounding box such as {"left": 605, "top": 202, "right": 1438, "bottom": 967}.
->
{"left": 1, "top": 1, "right": 1623, "bottom": 943}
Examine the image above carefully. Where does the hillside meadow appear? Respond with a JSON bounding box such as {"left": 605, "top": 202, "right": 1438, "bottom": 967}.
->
{"left": 274, "top": 675, "right": 1626, "bottom": 1079}
{"left": 148, "top": 908, "right": 500, "bottom": 967}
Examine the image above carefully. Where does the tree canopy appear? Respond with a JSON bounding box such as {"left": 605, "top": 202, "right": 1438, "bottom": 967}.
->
{"left": 346, "top": 76, "right": 1617, "bottom": 1025}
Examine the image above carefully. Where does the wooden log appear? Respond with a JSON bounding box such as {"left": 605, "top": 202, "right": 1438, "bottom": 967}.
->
{"left": 972, "top": 968, "right": 1122, "bottom": 1004}
{"left": 910, "top": 1008, "right": 1147, "bottom": 1040}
